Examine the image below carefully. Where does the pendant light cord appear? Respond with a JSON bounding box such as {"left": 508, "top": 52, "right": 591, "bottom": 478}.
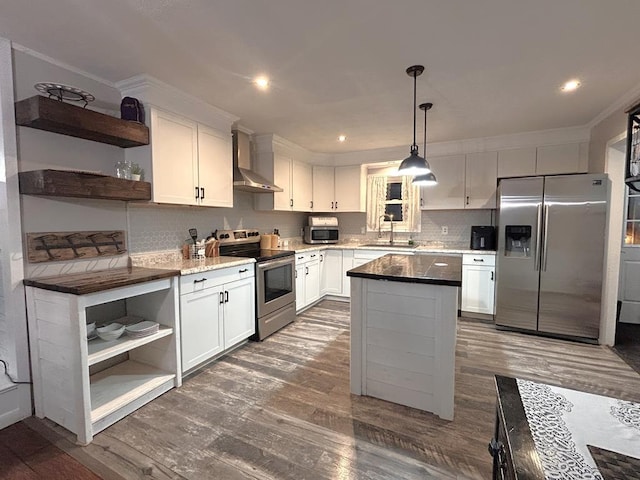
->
{"left": 412, "top": 72, "right": 418, "bottom": 152}
{"left": 423, "top": 105, "right": 427, "bottom": 155}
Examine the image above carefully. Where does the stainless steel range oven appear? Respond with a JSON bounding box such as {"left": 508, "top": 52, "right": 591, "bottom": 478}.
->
{"left": 217, "top": 229, "right": 295, "bottom": 340}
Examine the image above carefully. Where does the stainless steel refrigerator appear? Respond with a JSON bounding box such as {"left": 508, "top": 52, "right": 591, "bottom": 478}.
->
{"left": 495, "top": 174, "right": 608, "bottom": 341}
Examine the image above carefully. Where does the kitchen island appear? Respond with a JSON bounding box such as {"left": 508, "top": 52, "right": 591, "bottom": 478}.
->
{"left": 347, "top": 254, "right": 462, "bottom": 420}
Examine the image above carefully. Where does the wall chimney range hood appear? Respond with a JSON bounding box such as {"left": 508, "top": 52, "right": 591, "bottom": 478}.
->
{"left": 233, "top": 130, "right": 283, "bottom": 193}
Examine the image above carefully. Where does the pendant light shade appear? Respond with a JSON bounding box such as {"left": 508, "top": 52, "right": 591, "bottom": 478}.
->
{"left": 413, "top": 102, "right": 438, "bottom": 186}
{"left": 398, "top": 65, "right": 431, "bottom": 176}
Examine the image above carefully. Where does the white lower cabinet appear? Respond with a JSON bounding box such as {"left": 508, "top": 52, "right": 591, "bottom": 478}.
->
{"left": 25, "top": 277, "right": 181, "bottom": 445}
{"left": 180, "top": 286, "right": 224, "bottom": 372}
{"left": 295, "top": 250, "right": 320, "bottom": 311}
{"left": 320, "top": 250, "right": 343, "bottom": 295}
{"left": 461, "top": 254, "right": 496, "bottom": 316}
{"left": 180, "top": 265, "right": 255, "bottom": 373}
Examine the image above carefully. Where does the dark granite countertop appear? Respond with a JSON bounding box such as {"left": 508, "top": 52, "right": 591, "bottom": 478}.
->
{"left": 23, "top": 266, "right": 180, "bottom": 295}
{"left": 346, "top": 253, "right": 462, "bottom": 286}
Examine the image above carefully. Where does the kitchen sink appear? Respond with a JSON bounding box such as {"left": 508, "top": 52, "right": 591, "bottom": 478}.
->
{"left": 361, "top": 243, "right": 416, "bottom": 248}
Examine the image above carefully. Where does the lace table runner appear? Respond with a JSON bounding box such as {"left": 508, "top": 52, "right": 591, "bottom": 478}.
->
{"left": 516, "top": 379, "right": 640, "bottom": 480}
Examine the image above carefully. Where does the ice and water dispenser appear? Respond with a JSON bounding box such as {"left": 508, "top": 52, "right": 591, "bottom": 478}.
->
{"left": 504, "top": 225, "right": 532, "bottom": 257}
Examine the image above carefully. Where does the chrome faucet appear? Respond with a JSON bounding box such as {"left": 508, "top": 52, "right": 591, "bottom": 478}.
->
{"left": 378, "top": 214, "right": 394, "bottom": 244}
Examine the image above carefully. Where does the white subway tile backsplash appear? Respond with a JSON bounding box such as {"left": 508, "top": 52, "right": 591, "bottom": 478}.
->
{"left": 335, "top": 210, "right": 494, "bottom": 248}
{"left": 127, "top": 191, "right": 309, "bottom": 253}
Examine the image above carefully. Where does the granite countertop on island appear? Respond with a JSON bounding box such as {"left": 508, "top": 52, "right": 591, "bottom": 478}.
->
{"left": 23, "top": 266, "right": 181, "bottom": 295}
{"left": 347, "top": 253, "right": 462, "bottom": 286}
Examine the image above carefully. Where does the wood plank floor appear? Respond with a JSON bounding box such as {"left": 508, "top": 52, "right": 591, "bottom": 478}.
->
{"left": 0, "top": 422, "right": 101, "bottom": 480}
{"left": 23, "top": 300, "right": 640, "bottom": 480}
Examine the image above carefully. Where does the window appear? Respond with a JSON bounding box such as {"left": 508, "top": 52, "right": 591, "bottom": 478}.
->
{"left": 625, "top": 187, "right": 640, "bottom": 245}
{"left": 366, "top": 175, "right": 421, "bottom": 233}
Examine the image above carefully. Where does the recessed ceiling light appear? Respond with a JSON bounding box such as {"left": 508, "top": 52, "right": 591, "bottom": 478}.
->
{"left": 561, "top": 79, "right": 581, "bottom": 92}
{"left": 254, "top": 76, "right": 270, "bottom": 90}
{"left": 338, "top": 135, "right": 347, "bottom": 142}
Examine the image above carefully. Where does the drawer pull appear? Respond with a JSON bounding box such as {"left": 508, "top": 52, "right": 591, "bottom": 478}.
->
{"left": 239, "top": 268, "right": 248, "bottom": 273}
{"left": 310, "top": 254, "right": 316, "bottom": 258}
{"left": 193, "top": 278, "right": 207, "bottom": 283}
{"left": 297, "top": 256, "right": 304, "bottom": 260}
{"left": 473, "top": 258, "right": 484, "bottom": 262}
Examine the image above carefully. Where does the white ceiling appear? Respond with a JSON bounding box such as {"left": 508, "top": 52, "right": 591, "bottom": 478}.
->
{"left": 1, "top": 0, "right": 639, "bottom": 153}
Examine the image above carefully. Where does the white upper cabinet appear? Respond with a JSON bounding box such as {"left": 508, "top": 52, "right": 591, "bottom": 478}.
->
{"left": 465, "top": 152, "right": 498, "bottom": 209}
{"left": 119, "top": 75, "right": 237, "bottom": 207}
{"left": 421, "top": 154, "right": 466, "bottom": 210}
{"left": 312, "top": 164, "right": 365, "bottom": 213}
{"left": 273, "top": 153, "right": 293, "bottom": 211}
{"left": 292, "top": 160, "right": 313, "bottom": 212}
{"left": 126, "top": 107, "right": 233, "bottom": 207}
{"left": 148, "top": 109, "right": 199, "bottom": 205}
{"left": 535, "top": 143, "right": 586, "bottom": 175}
{"left": 312, "top": 165, "right": 335, "bottom": 212}
{"left": 197, "top": 124, "right": 233, "bottom": 208}
{"left": 421, "top": 153, "right": 497, "bottom": 210}
{"left": 498, "top": 143, "right": 588, "bottom": 178}
{"left": 335, "top": 165, "right": 366, "bottom": 212}
{"left": 254, "top": 135, "right": 314, "bottom": 212}
{"left": 498, "top": 147, "right": 537, "bottom": 178}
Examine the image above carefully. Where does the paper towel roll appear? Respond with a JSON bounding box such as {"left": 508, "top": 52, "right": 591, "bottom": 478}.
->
{"left": 260, "top": 235, "right": 272, "bottom": 249}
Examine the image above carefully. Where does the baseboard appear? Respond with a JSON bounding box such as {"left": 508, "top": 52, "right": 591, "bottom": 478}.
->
{"left": 460, "top": 311, "right": 494, "bottom": 322}
{"left": 0, "top": 379, "right": 32, "bottom": 429}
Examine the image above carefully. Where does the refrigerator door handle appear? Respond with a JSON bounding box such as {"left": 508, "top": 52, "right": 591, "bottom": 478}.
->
{"left": 542, "top": 204, "right": 550, "bottom": 271}
{"left": 535, "top": 203, "right": 543, "bottom": 271}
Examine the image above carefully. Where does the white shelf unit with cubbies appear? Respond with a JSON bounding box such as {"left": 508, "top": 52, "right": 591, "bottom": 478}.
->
{"left": 25, "top": 277, "right": 181, "bottom": 445}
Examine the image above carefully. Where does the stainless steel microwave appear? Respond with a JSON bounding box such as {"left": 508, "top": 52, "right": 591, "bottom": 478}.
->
{"left": 303, "top": 226, "right": 339, "bottom": 244}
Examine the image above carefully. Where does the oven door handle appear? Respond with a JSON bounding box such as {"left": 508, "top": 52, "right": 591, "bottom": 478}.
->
{"left": 256, "top": 257, "right": 294, "bottom": 270}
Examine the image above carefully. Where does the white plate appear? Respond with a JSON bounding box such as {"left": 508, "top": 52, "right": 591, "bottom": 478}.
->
{"left": 125, "top": 321, "right": 159, "bottom": 336}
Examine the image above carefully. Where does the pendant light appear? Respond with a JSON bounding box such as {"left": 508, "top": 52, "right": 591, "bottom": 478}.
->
{"left": 413, "top": 102, "right": 438, "bottom": 186}
{"left": 397, "top": 65, "right": 431, "bottom": 176}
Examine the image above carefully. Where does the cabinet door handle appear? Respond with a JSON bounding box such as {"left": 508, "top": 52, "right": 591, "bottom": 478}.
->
{"left": 306, "top": 266, "right": 309, "bottom": 275}
{"left": 295, "top": 270, "right": 298, "bottom": 278}
{"left": 219, "top": 291, "right": 224, "bottom": 304}
{"left": 225, "top": 291, "right": 229, "bottom": 303}
{"left": 193, "top": 278, "right": 207, "bottom": 283}
{"left": 239, "top": 268, "right": 248, "bottom": 273}
{"left": 320, "top": 254, "right": 324, "bottom": 262}
{"left": 201, "top": 187, "right": 205, "bottom": 199}
{"left": 290, "top": 199, "right": 293, "bottom": 207}
{"left": 491, "top": 271, "right": 494, "bottom": 281}
{"left": 195, "top": 186, "right": 200, "bottom": 199}
{"left": 466, "top": 195, "right": 470, "bottom": 205}
{"left": 310, "top": 200, "right": 313, "bottom": 209}
{"left": 335, "top": 201, "right": 338, "bottom": 210}
{"left": 420, "top": 197, "right": 424, "bottom": 207}
{"left": 331, "top": 201, "right": 334, "bottom": 209}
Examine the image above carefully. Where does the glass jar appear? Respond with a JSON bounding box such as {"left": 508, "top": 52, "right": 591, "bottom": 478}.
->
{"left": 115, "top": 160, "right": 131, "bottom": 179}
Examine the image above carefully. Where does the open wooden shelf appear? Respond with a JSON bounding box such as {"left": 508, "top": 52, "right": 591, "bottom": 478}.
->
{"left": 89, "top": 360, "right": 175, "bottom": 423}
{"left": 15, "top": 95, "right": 149, "bottom": 148}
{"left": 19, "top": 169, "right": 151, "bottom": 201}
{"left": 87, "top": 327, "right": 173, "bottom": 366}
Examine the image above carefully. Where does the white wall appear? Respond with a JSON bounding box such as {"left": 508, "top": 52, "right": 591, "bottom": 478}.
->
{"left": 0, "top": 38, "right": 30, "bottom": 428}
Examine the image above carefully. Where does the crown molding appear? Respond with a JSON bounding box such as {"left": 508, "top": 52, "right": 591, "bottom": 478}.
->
{"left": 116, "top": 74, "right": 238, "bottom": 131}
{"left": 331, "top": 125, "right": 591, "bottom": 166}
{"left": 587, "top": 80, "right": 640, "bottom": 130}
{"left": 11, "top": 42, "right": 116, "bottom": 88}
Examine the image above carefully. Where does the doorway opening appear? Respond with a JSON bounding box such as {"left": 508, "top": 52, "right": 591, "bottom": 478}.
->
{"left": 608, "top": 134, "right": 640, "bottom": 373}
